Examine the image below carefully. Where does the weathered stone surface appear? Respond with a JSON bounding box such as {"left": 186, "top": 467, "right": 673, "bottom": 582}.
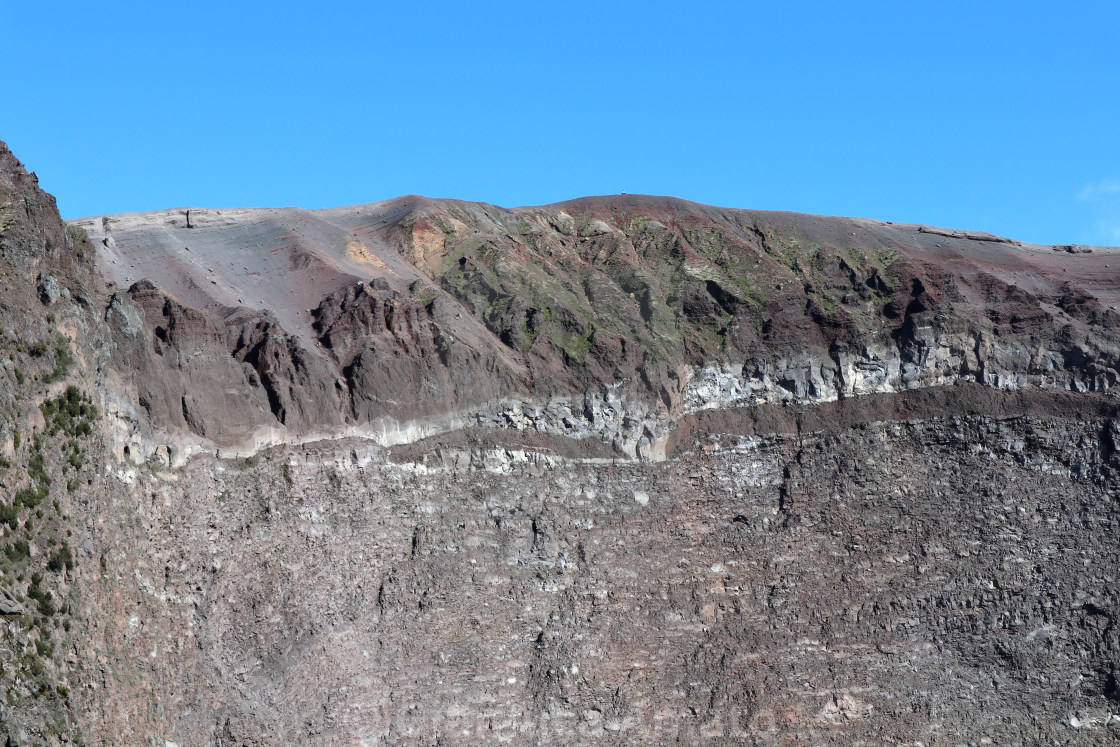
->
{"left": 0, "top": 592, "right": 22, "bottom": 617}
{"left": 75, "top": 405, "right": 1120, "bottom": 745}
{"left": 62, "top": 191, "right": 1120, "bottom": 468}
{"left": 3, "top": 138, "right": 1120, "bottom": 744}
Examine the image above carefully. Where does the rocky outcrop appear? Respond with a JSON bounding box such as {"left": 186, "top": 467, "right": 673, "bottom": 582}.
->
{"left": 0, "top": 141, "right": 117, "bottom": 743}
{"left": 4, "top": 138, "right": 1120, "bottom": 744}
{"left": 312, "top": 280, "right": 522, "bottom": 424}
{"left": 66, "top": 192, "right": 1120, "bottom": 465}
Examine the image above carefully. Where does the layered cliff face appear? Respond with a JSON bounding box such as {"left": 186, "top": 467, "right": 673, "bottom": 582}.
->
{"left": 1, "top": 138, "right": 1120, "bottom": 744}
{"left": 69, "top": 190, "right": 1120, "bottom": 463}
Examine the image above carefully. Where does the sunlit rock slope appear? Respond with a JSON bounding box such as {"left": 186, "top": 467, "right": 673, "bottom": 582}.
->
{"left": 71, "top": 190, "right": 1120, "bottom": 466}
{"left": 1, "top": 138, "right": 1119, "bottom": 744}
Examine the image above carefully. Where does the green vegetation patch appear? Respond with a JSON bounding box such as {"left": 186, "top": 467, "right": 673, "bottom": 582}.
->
{"left": 41, "top": 385, "right": 96, "bottom": 438}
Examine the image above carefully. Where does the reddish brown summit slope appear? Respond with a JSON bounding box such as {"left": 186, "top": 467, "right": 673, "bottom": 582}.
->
{"left": 65, "top": 189, "right": 1120, "bottom": 457}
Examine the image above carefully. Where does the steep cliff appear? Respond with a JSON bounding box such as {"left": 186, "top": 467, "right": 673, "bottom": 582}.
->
{"left": 1, "top": 139, "right": 1119, "bottom": 743}
{"left": 70, "top": 191, "right": 1120, "bottom": 464}
{"left": 0, "top": 141, "right": 137, "bottom": 743}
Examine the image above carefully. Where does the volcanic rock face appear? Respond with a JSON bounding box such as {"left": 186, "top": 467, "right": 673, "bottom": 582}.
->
{"left": 75, "top": 399, "right": 1120, "bottom": 744}
{"left": 70, "top": 188, "right": 1120, "bottom": 465}
{"left": 1, "top": 138, "right": 1120, "bottom": 743}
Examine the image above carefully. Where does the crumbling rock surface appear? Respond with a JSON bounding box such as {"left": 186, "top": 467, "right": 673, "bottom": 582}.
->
{"left": 85, "top": 402, "right": 1120, "bottom": 745}
{"left": 1, "top": 138, "right": 1120, "bottom": 744}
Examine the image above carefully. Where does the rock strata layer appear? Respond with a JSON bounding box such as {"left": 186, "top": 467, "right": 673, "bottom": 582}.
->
{"left": 0, "top": 139, "right": 1118, "bottom": 743}
{"left": 70, "top": 191, "right": 1120, "bottom": 463}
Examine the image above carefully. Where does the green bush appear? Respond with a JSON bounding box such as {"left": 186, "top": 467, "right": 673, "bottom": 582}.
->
{"left": 27, "top": 576, "right": 54, "bottom": 617}
{"left": 14, "top": 485, "right": 45, "bottom": 509}
{"left": 41, "top": 386, "right": 95, "bottom": 437}
{"left": 16, "top": 438, "right": 49, "bottom": 507}
{"left": 46, "top": 544, "right": 73, "bottom": 573}
{"left": 5, "top": 540, "right": 29, "bottom": 560}
{"left": 0, "top": 503, "right": 17, "bottom": 529}
{"left": 43, "top": 340, "right": 74, "bottom": 383}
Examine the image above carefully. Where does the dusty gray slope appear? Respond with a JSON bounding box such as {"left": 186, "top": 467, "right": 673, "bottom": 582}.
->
{"left": 2, "top": 137, "right": 1120, "bottom": 744}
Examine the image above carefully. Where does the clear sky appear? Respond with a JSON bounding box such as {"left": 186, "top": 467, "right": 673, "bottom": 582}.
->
{"left": 3, "top": 2, "right": 1119, "bottom": 245}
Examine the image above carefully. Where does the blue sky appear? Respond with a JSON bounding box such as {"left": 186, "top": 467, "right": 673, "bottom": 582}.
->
{"left": 4, "top": 2, "right": 1119, "bottom": 245}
